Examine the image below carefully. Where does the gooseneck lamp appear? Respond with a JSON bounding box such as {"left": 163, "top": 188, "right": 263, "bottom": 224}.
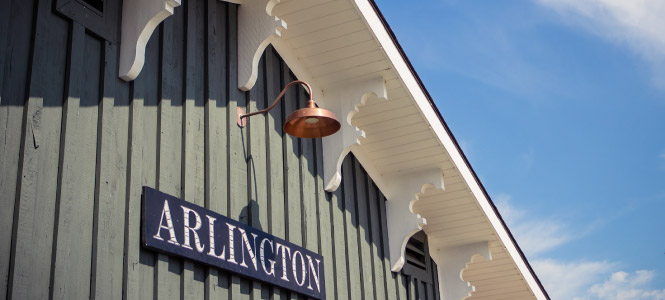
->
{"left": 237, "top": 80, "right": 341, "bottom": 138}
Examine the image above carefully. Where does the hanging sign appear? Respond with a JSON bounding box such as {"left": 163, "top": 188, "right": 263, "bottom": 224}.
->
{"left": 142, "top": 186, "right": 325, "bottom": 299}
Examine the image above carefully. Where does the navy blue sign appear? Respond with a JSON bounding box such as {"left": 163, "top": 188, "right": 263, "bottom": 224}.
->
{"left": 142, "top": 187, "right": 325, "bottom": 299}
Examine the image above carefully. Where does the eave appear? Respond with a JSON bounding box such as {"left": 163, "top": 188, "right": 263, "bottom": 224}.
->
{"left": 270, "top": 0, "right": 550, "bottom": 299}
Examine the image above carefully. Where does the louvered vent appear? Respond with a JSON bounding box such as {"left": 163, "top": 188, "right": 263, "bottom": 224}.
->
{"left": 402, "top": 231, "right": 437, "bottom": 284}
{"left": 55, "top": 0, "right": 119, "bottom": 42}
{"left": 81, "top": 0, "right": 104, "bottom": 13}
{"left": 405, "top": 235, "right": 427, "bottom": 271}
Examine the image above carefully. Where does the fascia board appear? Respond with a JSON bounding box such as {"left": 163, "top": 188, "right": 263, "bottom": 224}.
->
{"left": 350, "top": 0, "right": 550, "bottom": 299}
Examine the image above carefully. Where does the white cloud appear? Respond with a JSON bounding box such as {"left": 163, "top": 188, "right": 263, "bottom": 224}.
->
{"left": 532, "top": 259, "right": 616, "bottom": 300}
{"left": 513, "top": 219, "right": 572, "bottom": 255}
{"left": 533, "top": 260, "right": 665, "bottom": 300}
{"left": 399, "top": 6, "right": 562, "bottom": 100}
{"left": 536, "top": 0, "right": 665, "bottom": 88}
{"left": 586, "top": 270, "right": 665, "bottom": 300}
{"left": 496, "top": 194, "right": 665, "bottom": 299}
{"left": 494, "top": 195, "right": 572, "bottom": 255}
{"left": 494, "top": 193, "right": 524, "bottom": 223}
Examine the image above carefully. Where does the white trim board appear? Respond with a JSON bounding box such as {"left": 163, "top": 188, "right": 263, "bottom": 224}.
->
{"left": 350, "top": 0, "right": 548, "bottom": 298}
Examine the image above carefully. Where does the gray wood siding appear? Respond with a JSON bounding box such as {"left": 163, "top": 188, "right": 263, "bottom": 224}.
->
{"left": 0, "top": 0, "right": 441, "bottom": 299}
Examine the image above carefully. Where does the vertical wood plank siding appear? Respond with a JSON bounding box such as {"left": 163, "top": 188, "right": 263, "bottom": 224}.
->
{"left": 0, "top": 0, "right": 441, "bottom": 299}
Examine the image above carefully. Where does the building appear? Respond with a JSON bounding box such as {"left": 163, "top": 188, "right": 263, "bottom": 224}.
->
{"left": 0, "top": 0, "right": 551, "bottom": 299}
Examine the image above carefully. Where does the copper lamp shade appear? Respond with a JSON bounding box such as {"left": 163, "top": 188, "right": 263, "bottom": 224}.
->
{"left": 237, "top": 80, "right": 340, "bottom": 139}
{"left": 283, "top": 100, "right": 340, "bottom": 138}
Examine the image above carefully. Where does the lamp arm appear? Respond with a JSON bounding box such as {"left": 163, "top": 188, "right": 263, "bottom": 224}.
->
{"left": 239, "top": 80, "right": 313, "bottom": 120}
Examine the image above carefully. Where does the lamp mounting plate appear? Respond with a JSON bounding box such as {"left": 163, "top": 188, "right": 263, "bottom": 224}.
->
{"left": 237, "top": 107, "right": 247, "bottom": 127}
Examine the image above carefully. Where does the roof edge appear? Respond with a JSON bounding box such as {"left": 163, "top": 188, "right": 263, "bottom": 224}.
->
{"left": 365, "top": 1, "right": 551, "bottom": 298}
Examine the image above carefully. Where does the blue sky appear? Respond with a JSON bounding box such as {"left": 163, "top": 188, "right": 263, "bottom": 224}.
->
{"left": 375, "top": 0, "right": 665, "bottom": 299}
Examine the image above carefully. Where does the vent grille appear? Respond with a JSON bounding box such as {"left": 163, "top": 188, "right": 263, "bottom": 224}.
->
{"left": 81, "top": 0, "right": 104, "bottom": 14}
{"left": 402, "top": 231, "right": 435, "bottom": 283}
{"left": 405, "top": 237, "right": 427, "bottom": 271}
{"left": 55, "top": 0, "right": 118, "bottom": 42}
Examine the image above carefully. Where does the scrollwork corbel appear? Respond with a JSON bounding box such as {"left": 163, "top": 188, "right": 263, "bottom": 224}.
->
{"left": 237, "top": 0, "right": 286, "bottom": 91}
{"left": 383, "top": 169, "right": 444, "bottom": 272}
{"left": 321, "top": 77, "right": 387, "bottom": 192}
{"left": 433, "top": 242, "right": 492, "bottom": 300}
{"left": 119, "top": 0, "right": 181, "bottom": 81}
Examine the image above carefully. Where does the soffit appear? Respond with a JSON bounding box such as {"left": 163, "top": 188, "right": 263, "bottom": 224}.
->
{"left": 271, "top": 0, "right": 544, "bottom": 299}
{"left": 276, "top": 0, "right": 451, "bottom": 178}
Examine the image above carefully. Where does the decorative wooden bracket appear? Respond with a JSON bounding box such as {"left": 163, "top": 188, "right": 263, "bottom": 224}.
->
{"left": 118, "top": 0, "right": 285, "bottom": 83}
{"left": 383, "top": 169, "right": 444, "bottom": 272}
{"left": 431, "top": 242, "right": 492, "bottom": 300}
{"left": 237, "top": 0, "right": 286, "bottom": 91}
{"left": 321, "top": 78, "right": 387, "bottom": 192}
{"left": 119, "top": 0, "right": 181, "bottom": 81}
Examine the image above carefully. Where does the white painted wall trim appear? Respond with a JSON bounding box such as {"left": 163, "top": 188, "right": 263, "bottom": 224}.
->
{"left": 383, "top": 169, "right": 444, "bottom": 272}
{"left": 237, "top": 0, "right": 286, "bottom": 91}
{"left": 119, "top": 0, "right": 285, "bottom": 85}
{"left": 433, "top": 242, "right": 491, "bottom": 300}
{"left": 119, "top": 0, "right": 181, "bottom": 81}
{"left": 351, "top": 0, "right": 548, "bottom": 298}
{"left": 321, "top": 77, "right": 387, "bottom": 192}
